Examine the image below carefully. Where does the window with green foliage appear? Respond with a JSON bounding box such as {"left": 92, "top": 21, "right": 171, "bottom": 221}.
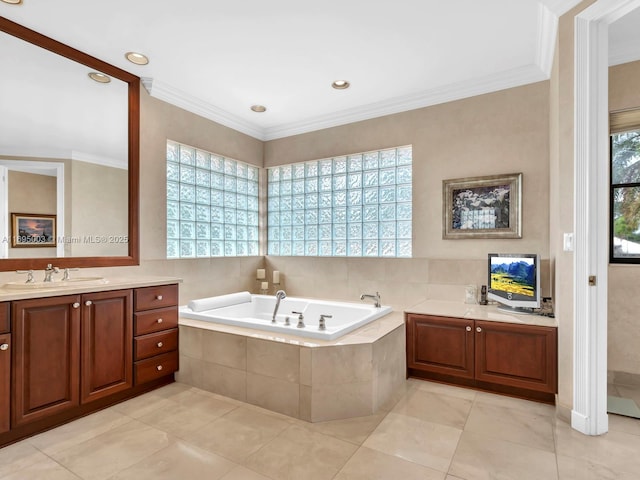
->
{"left": 611, "top": 117, "right": 640, "bottom": 262}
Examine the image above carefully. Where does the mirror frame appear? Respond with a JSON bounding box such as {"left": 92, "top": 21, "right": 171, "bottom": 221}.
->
{"left": 0, "top": 16, "right": 139, "bottom": 271}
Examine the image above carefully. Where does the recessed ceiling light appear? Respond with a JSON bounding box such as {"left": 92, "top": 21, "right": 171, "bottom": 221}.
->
{"left": 332, "top": 80, "right": 350, "bottom": 90}
{"left": 125, "top": 52, "right": 149, "bottom": 65}
{"left": 251, "top": 105, "right": 267, "bottom": 113}
{"left": 88, "top": 72, "right": 111, "bottom": 83}
{"left": 1, "top": 0, "right": 23, "bottom": 4}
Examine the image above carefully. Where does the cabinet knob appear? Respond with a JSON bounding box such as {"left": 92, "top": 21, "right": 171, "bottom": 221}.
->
{"left": 156, "top": 295, "right": 163, "bottom": 301}
{"left": 72, "top": 302, "right": 80, "bottom": 308}
{"left": 476, "top": 326, "right": 482, "bottom": 333}
{"left": 156, "top": 365, "right": 163, "bottom": 371}
{"left": 466, "top": 326, "right": 472, "bottom": 332}
{"left": 157, "top": 342, "right": 163, "bottom": 348}
{"left": 157, "top": 318, "right": 163, "bottom": 324}
{"left": 85, "top": 300, "right": 92, "bottom": 306}
{"left": 0, "top": 343, "right": 8, "bottom": 351}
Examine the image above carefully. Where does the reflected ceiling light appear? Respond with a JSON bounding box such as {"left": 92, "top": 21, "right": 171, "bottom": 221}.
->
{"left": 1, "top": 0, "right": 23, "bottom": 4}
{"left": 332, "top": 80, "right": 350, "bottom": 90}
{"left": 88, "top": 72, "right": 111, "bottom": 83}
{"left": 251, "top": 105, "right": 267, "bottom": 113}
{"left": 125, "top": 51, "right": 149, "bottom": 65}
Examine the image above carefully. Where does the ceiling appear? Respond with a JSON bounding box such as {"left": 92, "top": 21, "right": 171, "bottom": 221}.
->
{"left": 1, "top": 0, "right": 638, "bottom": 142}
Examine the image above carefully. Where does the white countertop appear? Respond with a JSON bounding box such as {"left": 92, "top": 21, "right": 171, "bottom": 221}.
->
{"left": 404, "top": 300, "right": 557, "bottom": 328}
{"left": 0, "top": 276, "right": 182, "bottom": 301}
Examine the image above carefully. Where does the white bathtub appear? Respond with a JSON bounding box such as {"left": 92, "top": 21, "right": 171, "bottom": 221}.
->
{"left": 179, "top": 292, "right": 393, "bottom": 340}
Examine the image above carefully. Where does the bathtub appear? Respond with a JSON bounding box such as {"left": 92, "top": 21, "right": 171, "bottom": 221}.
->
{"left": 179, "top": 291, "right": 393, "bottom": 340}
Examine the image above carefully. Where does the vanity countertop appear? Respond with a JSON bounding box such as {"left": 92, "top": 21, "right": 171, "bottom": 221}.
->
{"left": 405, "top": 299, "right": 558, "bottom": 328}
{"left": 0, "top": 276, "right": 182, "bottom": 301}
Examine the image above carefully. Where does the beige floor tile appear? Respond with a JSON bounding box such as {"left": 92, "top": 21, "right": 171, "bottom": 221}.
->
{"left": 464, "top": 400, "right": 555, "bottom": 452}
{"left": 0, "top": 442, "right": 49, "bottom": 478}
{"left": 219, "top": 465, "right": 272, "bottom": 480}
{"left": 449, "top": 431, "right": 558, "bottom": 480}
{"left": 392, "top": 388, "right": 472, "bottom": 429}
{"left": 137, "top": 401, "right": 233, "bottom": 438}
{"left": 28, "top": 408, "right": 132, "bottom": 455}
{"left": 607, "top": 412, "right": 640, "bottom": 436}
{"left": 182, "top": 406, "right": 291, "bottom": 463}
{"left": 334, "top": 446, "right": 446, "bottom": 480}
{"left": 148, "top": 381, "right": 194, "bottom": 399}
{"left": 244, "top": 424, "right": 358, "bottom": 480}
{"left": 411, "top": 379, "right": 477, "bottom": 401}
{"left": 50, "top": 420, "right": 172, "bottom": 480}
{"left": 473, "top": 391, "right": 555, "bottom": 417}
{"left": 363, "top": 412, "right": 461, "bottom": 473}
{"left": 445, "top": 476, "right": 466, "bottom": 480}
{"left": 554, "top": 420, "right": 640, "bottom": 475}
{"left": 306, "top": 412, "right": 386, "bottom": 445}
{"left": 0, "top": 457, "right": 81, "bottom": 480}
{"left": 110, "top": 392, "right": 175, "bottom": 419}
{"left": 108, "top": 440, "right": 236, "bottom": 480}
{"left": 556, "top": 454, "right": 639, "bottom": 480}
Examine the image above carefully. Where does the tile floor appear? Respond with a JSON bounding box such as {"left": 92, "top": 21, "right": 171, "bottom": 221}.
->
{"left": 1, "top": 379, "right": 640, "bottom": 479}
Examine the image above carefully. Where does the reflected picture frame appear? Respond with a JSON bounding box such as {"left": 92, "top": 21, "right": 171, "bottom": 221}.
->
{"left": 11, "top": 213, "right": 57, "bottom": 247}
{"left": 442, "top": 173, "right": 522, "bottom": 239}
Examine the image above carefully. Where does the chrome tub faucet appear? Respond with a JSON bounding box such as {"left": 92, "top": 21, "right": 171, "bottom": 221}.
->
{"left": 272, "top": 289, "right": 287, "bottom": 322}
{"left": 360, "top": 292, "right": 381, "bottom": 308}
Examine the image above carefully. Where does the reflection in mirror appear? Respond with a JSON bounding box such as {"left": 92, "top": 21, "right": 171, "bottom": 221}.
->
{"left": 0, "top": 16, "right": 139, "bottom": 270}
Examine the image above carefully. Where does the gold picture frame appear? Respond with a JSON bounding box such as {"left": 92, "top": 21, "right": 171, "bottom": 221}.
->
{"left": 11, "top": 213, "right": 57, "bottom": 247}
{"left": 442, "top": 173, "right": 522, "bottom": 239}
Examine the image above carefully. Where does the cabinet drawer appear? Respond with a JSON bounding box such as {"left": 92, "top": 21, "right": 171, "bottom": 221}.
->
{"left": 0, "top": 303, "right": 8, "bottom": 333}
{"left": 134, "top": 328, "right": 178, "bottom": 361}
{"left": 134, "top": 307, "right": 178, "bottom": 335}
{"left": 134, "top": 351, "right": 178, "bottom": 385}
{"left": 134, "top": 284, "right": 179, "bottom": 311}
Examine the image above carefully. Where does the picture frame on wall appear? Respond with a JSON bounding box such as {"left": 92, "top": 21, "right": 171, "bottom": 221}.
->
{"left": 11, "top": 213, "right": 57, "bottom": 247}
{"left": 442, "top": 173, "right": 522, "bottom": 239}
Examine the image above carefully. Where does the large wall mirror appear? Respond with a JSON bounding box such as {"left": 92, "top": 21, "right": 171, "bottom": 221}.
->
{"left": 0, "top": 16, "right": 139, "bottom": 271}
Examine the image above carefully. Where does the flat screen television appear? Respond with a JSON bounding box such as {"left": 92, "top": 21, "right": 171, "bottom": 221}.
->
{"left": 487, "top": 253, "right": 540, "bottom": 314}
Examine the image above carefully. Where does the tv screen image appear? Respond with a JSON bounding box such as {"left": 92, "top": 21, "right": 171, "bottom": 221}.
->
{"left": 487, "top": 253, "right": 540, "bottom": 313}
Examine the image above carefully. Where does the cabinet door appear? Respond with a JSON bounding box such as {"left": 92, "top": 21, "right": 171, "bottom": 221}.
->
{"left": 406, "top": 314, "right": 474, "bottom": 379}
{"left": 81, "top": 290, "right": 133, "bottom": 404}
{"left": 0, "top": 333, "right": 10, "bottom": 434}
{"left": 475, "top": 320, "right": 557, "bottom": 393}
{"left": 12, "top": 295, "right": 81, "bottom": 427}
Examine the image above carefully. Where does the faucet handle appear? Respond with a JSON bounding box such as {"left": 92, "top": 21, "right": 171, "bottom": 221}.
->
{"left": 318, "top": 314, "right": 332, "bottom": 331}
{"left": 62, "top": 268, "right": 79, "bottom": 281}
{"left": 16, "top": 270, "right": 35, "bottom": 283}
{"left": 292, "top": 311, "right": 305, "bottom": 328}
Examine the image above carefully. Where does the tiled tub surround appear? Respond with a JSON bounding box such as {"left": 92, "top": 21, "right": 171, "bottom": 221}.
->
{"left": 177, "top": 311, "right": 406, "bottom": 422}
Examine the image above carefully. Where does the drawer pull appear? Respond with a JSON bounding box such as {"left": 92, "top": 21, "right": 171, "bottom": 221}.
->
{"left": 72, "top": 302, "right": 80, "bottom": 309}
{"left": 466, "top": 326, "right": 472, "bottom": 332}
{"left": 476, "top": 326, "right": 482, "bottom": 333}
{"left": 85, "top": 300, "right": 92, "bottom": 306}
{"left": 156, "top": 365, "right": 163, "bottom": 371}
{"left": 156, "top": 295, "right": 163, "bottom": 301}
{"left": 0, "top": 343, "right": 8, "bottom": 351}
{"left": 157, "top": 318, "right": 163, "bottom": 324}
{"left": 157, "top": 342, "right": 163, "bottom": 348}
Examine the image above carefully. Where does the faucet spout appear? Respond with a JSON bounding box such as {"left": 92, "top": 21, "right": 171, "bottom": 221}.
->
{"left": 272, "top": 290, "right": 287, "bottom": 322}
{"left": 360, "top": 292, "right": 381, "bottom": 308}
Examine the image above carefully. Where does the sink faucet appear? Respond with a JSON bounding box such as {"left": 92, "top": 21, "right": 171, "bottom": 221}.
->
{"left": 272, "top": 290, "right": 286, "bottom": 322}
{"left": 360, "top": 292, "right": 381, "bottom": 308}
{"left": 43, "top": 264, "right": 60, "bottom": 282}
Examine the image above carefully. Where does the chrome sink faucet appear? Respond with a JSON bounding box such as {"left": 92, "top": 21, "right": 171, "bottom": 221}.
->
{"left": 360, "top": 292, "right": 381, "bottom": 308}
{"left": 43, "top": 264, "right": 60, "bottom": 282}
{"left": 272, "top": 290, "right": 287, "bottom": 322}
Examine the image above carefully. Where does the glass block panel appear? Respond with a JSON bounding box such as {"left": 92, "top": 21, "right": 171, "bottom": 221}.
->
{"left": 281, "top": 241, "right": 292, "bottom": 256}
{"left": 398, "top": 240, "right": 412, "bottom": 257}
{"left": 348, "top": 223, "right": 362, "bottom": 239}
{"left": 224, "top": 241, "right": 236, "bottom": 256}
{"left": 363, "top": 222, "right": 378, "bottom": 239}
{"left": 379, "top": 204, "right": 396, "bottom": 221}
{"left": 211, "top": 241, "right": 224, "bottom": 256}
{"left": 167, "top": 239, "right": 179, "bottom": 258}
{"left": 167, "top": 162, "right": 180, "bottom": 181}
{"left": 319, "top": 241, "right": 332, "bottom": 256}
{"left": 293, "top": 164, "right": 305, "bottom": 179}
{"left": 268, "top": 196, "right": 280, "bottom": 211}
{"left": 196, "top": 205, "right": 210, "bottom": 222}
{"left": 349, "top": 173, "right": 362, "bottom": 189}
{"left": 293, "top": 242, "right": 305, "bottom": 256}
{"left": 397, "top": 146, "right": 412, "bottom": 165}
{"left": 293, "top": 179, "right": 304, "bottom": 195}
{"left": 348, "top": 154, "right": 362, "bottom": 171}
{"left": 305, "top": 161, "right": 318, "bottom": 177}
{"left": 167, "top": 201, "right": 179, "bottom": 220}
{"left": 224, "top": 175, "right": 236, "bottom": 192}
{"left": 196, "top": 240, "right": 210, "bottom": 257}
{"left": 236, "top": 194, "right": 247, "bottom": 210}
{"left": 397, "top": 165, "right": 412, "bottom": 184}
{"left": 293, "top": 226, "right": 305, "bottom": 241}
{"left": 281, "top": 210, "right": 292, "bottom": 226}
{"left": 237, "top": 179, "right": 248, "bottom": 194}
{"left": 196, "top": 150, "right": 210, "bottom": 168}
{"left": 305, "top": 194, "right": 318, "bottom": 209}
{"left": 268, "top": 241, "right": 279, "bottom": 255}
{"left": 379, "top": 168, "right": 396, "bottom": 185}
{"left": 166, "top": 220, "right": 179, "bottom": 239}
{"left": 363, "top": 152, "right": 378, "bottom": 170}
{"left": 224, "top": 208, "right": 236, "bottom": 224}
{"left": 319, "top": 208, "right": 332, "bottom": 224}
{"left": 319, "top": 176, "right": 332, "bottom": 192}
{"left": 268, "top": 167, "right": 280, "bottom": 182}
{"left": 348, "top": 190, "right": 362, "bottom": 206}
{"left": 281, "top": 165, "right": 292, "bottom": 181}
{"left": 293, "top": 195, "right": 305, "bottom": 210}
{"left": 167, "top": 142, "right": 179, "bottom": 162}
{"left": 180, "top": 240, "right": 195, "bottom": 257}
{"left": 380, "top": 222, "right": 396, "bottom": 239}
{"left": 334, "top": 156, "right": 347, "bottom": 173}
{"left": 247, "top": 180, "right": 258, "bottom": 196}
{"left": 379, "top": 186, "right": 396, "bottom": 203}
{"left": 211, "top": 189, "right": 223, "bottom": 206}
{"left": 397, "top": 185, "right": 412, "bottom": 202}
{"left": 333, "top": 241, "right": 347, "bottom": 256}
{"left": 333, "top": 224, "right": 346, "bottom": 239}
{"left": 236, "top": 242, "right": 248, "bottom": 256}
{"left": 319, "top": 224, "right": 332, "bottom": 240}
{"left": 167, "top": 181, "right": 179, "bottom": 201}
{"left": 224, "top": 158, "right": 236, "bottom": 175}
{"left": 293, "top": 211, "right": 305, "bottom": 226}
{"left": 247, "top": 196, "right": 259, "bottom": 211}
{"left": 237, "top": 210, "right": 248, "bottom": 225}
{"left": 211, "top": 155, "right": 224, "bottom": 172}
{"left": 397, "top": 203, "right": 412, "bottom": 220}
{"left": 364, "top": 205, "right": 378, "bottom": 222}
{"left": 305, "top": 242, "right": 318, "bottom": 256}
{"left": 196, "top": 169, "right": 210, "bottom": 187}
{"left": 320, "top": 159, "right": 332, "bottom": 176}
{"left": 180, "top": 146, "right": 194, "bottom": 165}
{"left": 305, "top": 178, "right": 318, "bottom": 193}
{"left": 248, "top": 226, "right": 258, "bottom": 241}
{"left": 280, "top": 196, "right": 292, "bottom": 210}
{"left": 248, "top": 166, "right": 259, "bottom": 181}
{"left": 180, "top": 165, "right": 195, "bottom": 184}
{"left": 211, "top": 172, "right": 224, "bottom": 190}
{"left": 196, "top": 187, "right": 210, "bottom": 204}
{"left": 348, "top": 241, "right": 362, "bottom": 256}
{"left": 196, "top": 223, "right": 210, "bottom": 239}
{"left": 333, "top": 174, "right": 347, "bottom": 190}
{"left": 211, "top": 207, "right": 223, "bottom": 223}
{"left": 320, "top": 193, "right": 332, "bottom": 208}
{"left": 364, "top": 240, "right": 378, "bottom": 257}
{"left": 236, "top": 225, "right": 247, "bottom": 240}
{"left": 211, "top": 223, "right": 223, "bottom": 240}
{"left": 269, "top": 226, "right": 280, "bottom": 241}
{"left": 348, "top": 206, "right": 362, "bottom": 223}
{"left": 398, "top": 221, "right": 412, "bottom": 239}
{"left": 224, "top": 225, "right": 236, "bottom": 240}
{"left": 281, "top": 226, "right": 292, "bottom": 241}
{"left": 180, "top": 203, "right": 195, "bottom": 221}
{"left": 236, "top": 162, "right": 247, "bottom": 179}
{"left": 334, "top": 207, "right": 347, "bottom": 223}
{"left": 180, "top": 184, "right": 195, "bottom": 203}
{"left": 380, "top": 240, "right": 396, "bottom": 257}
{"left": 247, "top": 212, "right": 258, "bottom": 227}
{"left": 333, "top": 191, "right": 347, "bottom": 207}
{"left": 306, "top": 225, "right": 318, "bottom": 240}
{"left": 364, "top": 188, "right": 379, "bottom": 204}
{"left": 380, "top": 148, "right": 397, "bottom": 167}
{"left": 248, "top": 242, "right": 259, "bottom": 256}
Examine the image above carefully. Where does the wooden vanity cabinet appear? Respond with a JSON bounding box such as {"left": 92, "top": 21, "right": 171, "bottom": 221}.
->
{"left": 0, "top": 303, "right": 10, "bottom": 434}
{"left": 406, "top": 313, "right": 557, "bottom": 402}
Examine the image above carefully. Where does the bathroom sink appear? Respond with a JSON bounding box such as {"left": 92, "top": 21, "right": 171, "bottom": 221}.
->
{"left": 3, "top": 277, "right": 107, "bottom": 289}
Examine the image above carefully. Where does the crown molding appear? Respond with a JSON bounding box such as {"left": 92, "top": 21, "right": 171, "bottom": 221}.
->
{"left": 536, "top": 4, "right": 559, "bottom": 77}
{"left": 540, "top": 0, "right": 583, "bottom": 16}
{"left": 0, "top": 148, "right": 125, "bottom": 169}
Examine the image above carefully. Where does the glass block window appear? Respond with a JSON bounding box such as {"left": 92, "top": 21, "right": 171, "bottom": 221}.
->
{"left": 166, "top": 141, "right": 259, "bottom": 258}
{"left": 267, "top": 146, "right": 412, "bottom": 257}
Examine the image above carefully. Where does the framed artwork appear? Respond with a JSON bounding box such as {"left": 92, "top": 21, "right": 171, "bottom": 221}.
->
{"left": 442, "top": 173, "right": 522, "bottom": 239}
{"left": 11, "top": 213, "right": 57, "bottom": 247}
